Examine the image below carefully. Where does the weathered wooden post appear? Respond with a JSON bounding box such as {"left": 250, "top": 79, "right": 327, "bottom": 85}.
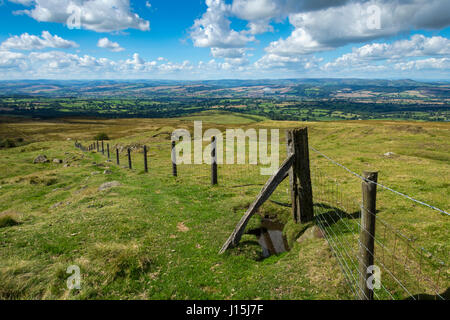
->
{"left": 211, "top": 136, "right": 218, "bottom": 185}
{"left": 286, "top": 128, "right": 314, "bottom": 223}
{"left": 116, "top": 148, "right": 120, "bottom": 165}
{"left": 96, "top": 140, "right": 99, "bottom": 152}
{"left": 358, "top": 171, "right": 378, "bottom": 300}
{"left": 143, "top": 145, "right": 148, "bottom": 173}
{"left": 101, "top": 140, "right": 104, "bottom": 155}
{"left": 171, "top": 141, "right": 177, "bottom": 177}
{"left": 107, "top": 143, "right": 110, "bottom": 159}
{"left": 127, "top": 148, "right": 132, "bottom": 169}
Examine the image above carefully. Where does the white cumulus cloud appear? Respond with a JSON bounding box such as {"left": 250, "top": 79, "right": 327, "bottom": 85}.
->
{"left": 11, "top": 0, "right": 150, "bottom": 33}
{"left": 190, "top": 0, "right": 254, "bottom": 48}
{"left": 97, "top": 38, "right": 125, "bottom": 52}
{"left": 0, "top": 31, "right": 78, "bottom": 50}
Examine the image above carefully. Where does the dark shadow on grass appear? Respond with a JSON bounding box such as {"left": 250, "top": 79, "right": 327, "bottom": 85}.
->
{"left": 313, "top": 202, "right": 361, "bottom": 229}
{"left": 405, "top": 287, "right": 449, "bottom": 300}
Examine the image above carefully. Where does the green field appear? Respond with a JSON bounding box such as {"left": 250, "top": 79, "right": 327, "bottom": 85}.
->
{"left": 0, "top": 112, "right": 448, "bottom": 299}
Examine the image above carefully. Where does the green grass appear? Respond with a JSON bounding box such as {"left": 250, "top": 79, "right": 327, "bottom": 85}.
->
{"left": 177, "top": 110, "right": 268, "bottom": 124}
{"left": 0, "top": 114, "right": 448, "bottom": 300}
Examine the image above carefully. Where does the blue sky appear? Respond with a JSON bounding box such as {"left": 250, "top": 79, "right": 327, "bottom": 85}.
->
{"left": 0, "top": 0, "right": 449, "bottom": 80}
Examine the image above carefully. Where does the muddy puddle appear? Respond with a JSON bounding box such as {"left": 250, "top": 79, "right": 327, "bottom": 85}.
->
{"left": 250, "top": 218, "right": 289, "bottom": 258}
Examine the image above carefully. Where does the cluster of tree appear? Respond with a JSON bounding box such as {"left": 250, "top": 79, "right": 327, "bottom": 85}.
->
{"left": 0, "top": 96, "right": 447, "bottom": 122}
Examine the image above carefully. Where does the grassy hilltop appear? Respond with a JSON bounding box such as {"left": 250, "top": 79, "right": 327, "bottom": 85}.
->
{"left": 0, "top": 111, "right": 448, "bottom": 299}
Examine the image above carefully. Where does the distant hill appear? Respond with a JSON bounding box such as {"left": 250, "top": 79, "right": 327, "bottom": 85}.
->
{"left": 0, "top": 78, "right": 448, "bottom": 98}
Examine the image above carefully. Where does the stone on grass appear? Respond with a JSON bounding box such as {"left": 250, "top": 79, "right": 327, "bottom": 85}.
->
{"left": 53, "top": 158, "right": 63, "bottom": 164}
{"left": 297, "top": 226, "right": 324, "bottom": 243}
{"left": 383, "top": 152, "right": 395, "bottom": 158}
{"left": 51, "top": 201, "right": 63, "bottom": 209}
{"left": 103, "top": 169, "right": 112, "bottom": 175}
{"left": 33, "top": 155, "right": 49, "bottom": 164}
{"left": 98, "top": 181, "right": 121, "bottom": 191}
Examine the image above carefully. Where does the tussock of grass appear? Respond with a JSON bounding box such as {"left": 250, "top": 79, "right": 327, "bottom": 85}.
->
{"left": 89, "top": 243, "right": 155, "bottom": 281}
{"left": 0, "top": 211, "right": 19, "bottom": 228}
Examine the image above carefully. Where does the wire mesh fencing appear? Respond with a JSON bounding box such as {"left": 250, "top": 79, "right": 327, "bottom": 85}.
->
{"left": 310, "top": 146, "right": 449, "bottom": 300}
{"left": 76, "top": 134, "right": 448, "bottom": 300}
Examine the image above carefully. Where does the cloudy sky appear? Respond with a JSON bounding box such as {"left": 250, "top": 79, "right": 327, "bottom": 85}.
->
{"left": 0, "top": 0, "right": 449, "bottom": 80}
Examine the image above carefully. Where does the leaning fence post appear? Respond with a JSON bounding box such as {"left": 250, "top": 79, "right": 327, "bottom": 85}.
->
{"left": 107, "top": 143, "right": 110, "bottom": 159}
{"left": 101, "top": 140, "right": 104, "bottom": 155}
{"left": 143, "top": 145, "right": 148, "bottom": 173}
{"left": 171, "top": 141, "right": 177, "bottom": 177}
{"left": 127, "top": 148, "right": 132, "bottom": 169}
{"left": 116, "top": 148, "right": 120, "bottom": 165}
{"left": 286, "top": 128, "right": 314, "bottom": 223}
{"left": 211, "top": 136, "right": 218, "bottom": 185}
{"left": 358, "top": 171, "right": 378, "bottom": 300}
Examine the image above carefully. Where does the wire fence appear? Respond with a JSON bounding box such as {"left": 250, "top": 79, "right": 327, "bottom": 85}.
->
{"left": 309, "top": 147, "right": 449, "bottom": 300}
{"left": 75, "top": 134, "right": 448, "bottom": 300}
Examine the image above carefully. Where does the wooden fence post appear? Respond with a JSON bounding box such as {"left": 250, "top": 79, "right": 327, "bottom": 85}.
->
{"left": 96, "top": 141, "right": 99, "bottom": 151}
{"left": 286, "top": 128, "right": 314, "bottom": 223}
{"left": 101, "top": 141, "right": 104, "bottom": 155}
{"left": 171, "top": 141, "right": 177, "bottom": 177}
{"left": 116, "top": 148, "right": 120, "bottom": 165}
{"left": 358, "top": 171, "right": 378, "bottom": 300}
{"left": 107, "top": 143, "right": 110, "bottom": 159}
{"left": 211, "top": 136, "right": 218, "bottom": 185}
{"left": 144, "top": 145, "right": 148, "bottom": 173}
{"left": 127, "top": 148, "right": 132, "bottom": 169}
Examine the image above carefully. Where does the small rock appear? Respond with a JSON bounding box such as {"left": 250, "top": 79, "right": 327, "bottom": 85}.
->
{"left": 63, "top": 164, "right": 70, "bottom": 168}
{"left": 74, "top": 186, "right": 87, "bottom": 194}
{"left": 51, "top": 201, "right": 63, "bottom": 209}
{"left": 297, "top": 226, "right": 324, "bottom": 243}
{"left": 177, "top": 222, "right": 189, "bottom": 232}
{"left": 383, "top": 152, "right": 396, "bottom": 158}
{"left": 33, "top": 155, "right": 49, "bottom": 164}
{"left": 53, "top": 158, "right": 63, "bottom": 164}
{"left": 98, "top": 181, "right": 121, "bottom": 191}
{"left": 91, "top": 172, "right": 99, "bottom": 175}
{"left": 67, "top": 138, "right": 72, "bottom": 141}
{"left": 103, "top": 169, "right": 112, "bottom": 175}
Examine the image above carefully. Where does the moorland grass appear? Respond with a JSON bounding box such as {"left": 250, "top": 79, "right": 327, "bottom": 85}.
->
{"left": 0, "top": 113, "right": 448, "bottom": 299}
